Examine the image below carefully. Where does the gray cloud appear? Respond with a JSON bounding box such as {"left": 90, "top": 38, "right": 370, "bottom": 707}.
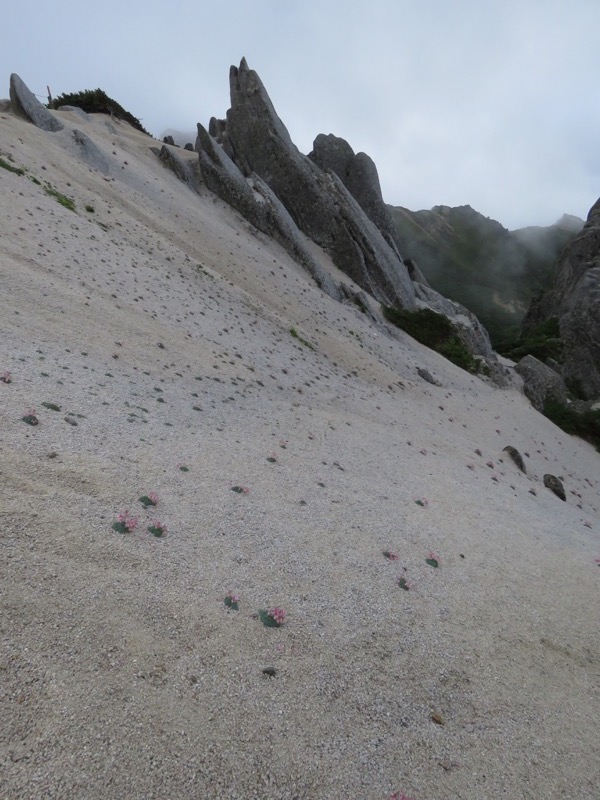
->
{"left": 3, "top": 0, "right": 599, "bottom": 228}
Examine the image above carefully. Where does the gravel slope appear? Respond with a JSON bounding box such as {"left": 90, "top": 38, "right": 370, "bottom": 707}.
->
{"left": 1, "top": 106, "right": 599, "bottom": 800}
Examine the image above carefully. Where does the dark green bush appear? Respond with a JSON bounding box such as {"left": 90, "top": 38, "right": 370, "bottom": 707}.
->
{"left": 501, "top": 317, "right": 563, "bottom": 362}
{"left": 383, "top": 306, "right": 478, "bottom": 373}
{"left": 49, "top": 89, "right": 151, "bottom": 135}
{"left": 543, "top": 397, "right": 600, "bottom": 450}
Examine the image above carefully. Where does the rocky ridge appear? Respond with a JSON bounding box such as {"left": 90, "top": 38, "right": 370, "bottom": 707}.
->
{"left": 194, "top": 59, "right": 497, "bottom": 367}
{"left": 388, "top": 203, "right": 583, "bottom": 349}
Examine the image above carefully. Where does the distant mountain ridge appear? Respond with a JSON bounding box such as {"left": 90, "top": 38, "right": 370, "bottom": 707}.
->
{"left": 388, "top": 203, "right": 583, "bottom": 348}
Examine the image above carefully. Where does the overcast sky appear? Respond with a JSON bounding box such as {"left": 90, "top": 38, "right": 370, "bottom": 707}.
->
{"left": 3, "top": 0, "right": 599, "bottom": 229}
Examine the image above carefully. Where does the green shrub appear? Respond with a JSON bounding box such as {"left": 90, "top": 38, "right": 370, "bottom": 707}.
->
{"left": 44, "top": 184, "right": 76, "bottom": 211}
{"left": 501, "top": 317, "right": 563, "bottom": 362}
{"left": 383, "top": 306, "right": 478, "bottom": 373}
{"left": 49, "top": 89, "right": 151, "bottom": 135}
{"left": 0, "top": 155, "right": 25, "bottom": 175}
{"left": 543, "top": 397, "right": 600, "bottom": 450}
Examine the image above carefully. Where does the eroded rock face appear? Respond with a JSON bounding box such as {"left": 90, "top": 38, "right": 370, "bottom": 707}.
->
{"left": 543, "top": 474, "right": 566, "bottom": 502}
{"left": 193, "top": 58, "right": 504, "bottom": 378}
{"left": 514, "top": 355, "right": 568, "bottom": 411}
{"left": 308, "top": 133, "right": 400, "bottom": 254}
{"left": 503, "top": 446, "right": 526, "bottom": 474}
{"left": 212, "top": 59, "right": 416, "bottom": 310}
{"left": 195, "top": 122, "right": 339, "bottom": 298}
{"left": 524, "top": 199, "right": 600, "bottom": 399}
{"left": 10, "top": 74, "right": 63, "bottom": 132}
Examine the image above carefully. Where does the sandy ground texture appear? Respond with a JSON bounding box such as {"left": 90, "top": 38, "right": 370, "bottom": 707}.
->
{"left": 1, "top": 105, "right": 599, "bottom": 800}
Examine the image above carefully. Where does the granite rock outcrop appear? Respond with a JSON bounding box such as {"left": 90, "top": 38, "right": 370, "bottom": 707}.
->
{"left": 10, "top": 73, "right": 63, "bottom": 132}
{"left": 523, "top": 198, "right": 600, "bottom": 400}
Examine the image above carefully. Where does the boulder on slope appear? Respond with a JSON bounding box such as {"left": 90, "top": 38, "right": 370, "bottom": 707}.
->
{"left": 9, "top": 74, "right": 63, "bottom": 132}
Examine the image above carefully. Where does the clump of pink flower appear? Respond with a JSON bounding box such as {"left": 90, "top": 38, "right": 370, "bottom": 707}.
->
{"left": 147, "top": 520, "right": 167, "bottom": 537}
{"left": 383, "top": 550, "right": 399, "bottom": 561}
{"left": 148, "top": 491, "right": 159, "bottom": 506}
{"left": 268, "top": 607, "right": 286, "bottom": 626}
{"left": 415, "top": 497, "right": 429, "bottom": 508}
{"left": 115, "top": 510, "right": 138, "bottom": 532}
{"left": 1, "top": 370, "right": 12, "bottom": 384}
{"left": 224, "top": 591, "right": 240, "bottom": 609}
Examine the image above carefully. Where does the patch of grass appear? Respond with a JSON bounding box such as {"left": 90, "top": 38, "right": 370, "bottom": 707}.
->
{"left": 290, "top": 327, "right": 315, "bottom": 350}
{"left": 383, "top": 306, "right": 479, "bottom": 373}
{"left": 85, "top": 204, "right": 95, "bottom": 213}
{"left": 543, "top": 397, "right": 600, "bottom": 450}
{"left": 41, "top": 401, "right": 61, "bottom": 412}
{"left": 44, "top": 183, "right": 76, "bottom": 211}
{"left": 0, "top": 156, "right": 25, "bottom": 176}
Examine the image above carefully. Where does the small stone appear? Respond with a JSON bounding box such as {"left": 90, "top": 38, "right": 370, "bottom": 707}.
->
{"left": 262, "top": 667, "right": 277, "bottom": 677}
{"left": 64, "top": 416, "right": 78, "bottom": 426}
{"left": 431, "top": 712, "right": 445, "bottom": 725}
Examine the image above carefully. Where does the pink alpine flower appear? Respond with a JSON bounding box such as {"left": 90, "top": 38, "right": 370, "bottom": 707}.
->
{"left": 147, "top": 520, "right": 167, "bottom": 537}
{"left": 116, "top": 510, "right": 138, "bottom": 532}
{"left": 148, "top": 491, "right": 159, "bottom": 506}
{"left": 1, "top": 370, "right": 12, "bottom": 384}
{"left": 268, "top": 607, "right": 286, "bottom": 626}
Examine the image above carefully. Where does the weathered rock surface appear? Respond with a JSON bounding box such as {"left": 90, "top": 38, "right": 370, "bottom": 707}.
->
{"left": 417, "top": 367, "right": 441, "bottom": 386}
{"left": 412, "top": 280, "right": 494, "bottom": 358}
{"left": 543, "top": 474, "right": 566, "bottom": 501}
{"left": 308, "top": 133, "right": 401, "bottom": 254}
{"left": 156, "top": 144, "right": 203, "bottom": 194}
{"left": 523, "top": 198, "right": 600, "bottom": 399}
{"left": 211, "top": 59, "right": 416, "bottom": 310}
{"left": 503, "top": 446, "right": 526, "bottom": 474}
{"left": 10, "top": 74, "right": 63, "bottom": 132}
{"left": 194, "top": 58, "right": 506, "bottom": 380}
{"left": 56, "top": 105, "right": 90, "bottom": 121}
{"left": 63, "top": 129, "right": 110, "bottom": 174}
{"left": 195, "top": 122, "right": 338, "bottom": 298}
{"left": 514, "top": 355, "right": 568, "bottom": 411}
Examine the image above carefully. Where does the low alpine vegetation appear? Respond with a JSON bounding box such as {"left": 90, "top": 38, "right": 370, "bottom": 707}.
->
{"left": 112, "top": 510, "right": 139, "bottom": 533}
{"left": 383, "top": 306, "right": 479, "bottom": 373}
{"left": 139, "top": 491, "right": 159, "bottom": 509}
{"left": 21, "top": 408, "right": 38, "bottom": 426}
{"left": 259, "top": 607, "right": 286, "bottom": 628}
{"left": 147, "top": 520, "right": 167, "bottom": 538}
{"left": 224, "top": 591, "right": 240, "bottom": 610}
